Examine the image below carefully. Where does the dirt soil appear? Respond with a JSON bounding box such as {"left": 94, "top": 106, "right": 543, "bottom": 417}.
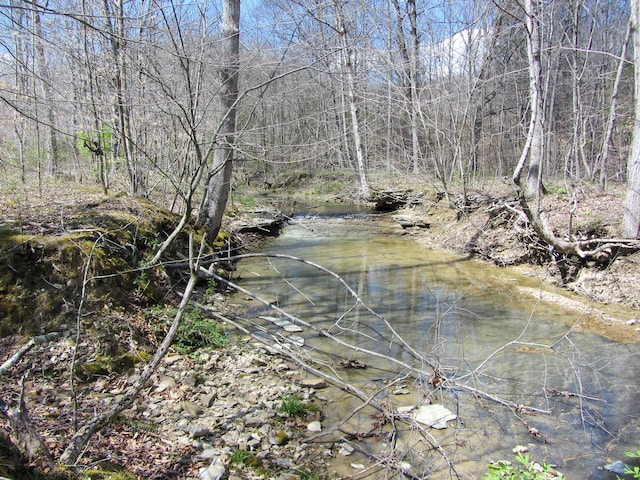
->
{"left": 0, "top": 180, "right": 639, "bottom": 479}
{"left": 384, "top": 181, "right": 639, "bottom": 307}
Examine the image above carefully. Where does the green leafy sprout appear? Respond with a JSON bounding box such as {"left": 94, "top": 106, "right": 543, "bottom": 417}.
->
{"left": 483, "top": 452, "right": 566, "bottom": 480}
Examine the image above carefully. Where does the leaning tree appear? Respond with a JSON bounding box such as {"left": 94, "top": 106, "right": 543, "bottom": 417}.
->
{"left": 514, "top": 0, "right": 640, "bottom": 260}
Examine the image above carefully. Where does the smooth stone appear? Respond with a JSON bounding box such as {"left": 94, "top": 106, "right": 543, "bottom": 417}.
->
{"left": 260, "top": 315, "right": 304, "bottom": 332}
{"left": 413, "top": 404, "right": 456, "bottom": 429}
{"left": 604, "top": 460, "right": 629, "bottom": 475}
{"left": 155, "top": 374, "right": 177, "bottom": 392}
{"left": 200, "top": 392, "right": 217, "bottom": 408}
{"left": 307, "top": 421, "right": 322, "bottom": 432}
{"left": 164, "top": 354, "right": 183, "bottom": 365}
{"left": 245, "top": 416, "right": 266, "bottom": 428}
{"left": 194, "top": 448, "right": 221, "bottom": 461}
{"left": 199, "top": 458, "right": 227, "bottom": 480}
{"left": 191, "top": 425, "right": 213, "bottom": 439}
{"left": 251, "top": 356, "right": 268, "bottom": 367}
{"left": 298, "top": 378, "right": 327, "bottom": 389}
{"left": 338, "top": 443, "right": 355, "bottom": 456}
{"left": 397, "top": 405, "right": 415, "bottom": 414}
{"left": 181, "top": 400, "right": 204, "bottom": 416}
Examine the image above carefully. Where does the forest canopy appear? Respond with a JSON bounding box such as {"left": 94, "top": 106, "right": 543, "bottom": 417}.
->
{"left": 0, "top": 0, "right": 638, "bottom": 237}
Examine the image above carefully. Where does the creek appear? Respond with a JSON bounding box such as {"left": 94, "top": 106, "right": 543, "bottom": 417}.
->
{"left": 228, "top": 204, "right": 640, "bottom": 479}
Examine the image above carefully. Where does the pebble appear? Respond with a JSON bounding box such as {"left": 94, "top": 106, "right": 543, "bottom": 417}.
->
{"left": 339, "top": 443, "right": 355, "bottom": 456}
{"left": 126, "top": 344, "right": 339, "bottom": 478}
{"left": 307, "top": 421, "right": 322, "bottom": 432}
{"left": 191, "top": 425, "right": 213, "bottom": 439}
{"left": 199, "top": 458, "right": 227, "bottom": 480}
{"left": 180, "top": 400, "right": 204, "bottom": 416}
{"left": 298, "top": 377, "right": 327, "bottom": 389}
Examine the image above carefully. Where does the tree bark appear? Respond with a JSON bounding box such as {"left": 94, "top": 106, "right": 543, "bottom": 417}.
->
{"left": 103, "top": 0, "right": 138, "bottom": 195}
{"left": 332, "top": 0, "right": 370, "bottom": 198}
{"left": 31, "top": 0, "right": 60, "bottom": 176}
{"left": 197, "top": 0, "right": 240, "bottom": 240}
{"left": 623, "top": 0, "right": 640, "bottom": 238}
{"left": 514, "top": 0, "right": 545, "bottom": 203}
{"left": 598, "top": 21, "right": 630, "bottom": 190}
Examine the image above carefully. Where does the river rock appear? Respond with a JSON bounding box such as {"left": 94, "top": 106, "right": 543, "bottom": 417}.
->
{"left": 393, "top": 387, "right": 410, "bottom": 395}
{"left": 251, "top": 356, "right": 268, "bottom": 367}
{"left": 194, "top": 448, "right": 223, "bottom": 462}
{"left": 199, "top": 458, "right": 228, "bottom": 480}
{"left": 338, "top": 443, "right": 355, "bottom": 456}
{"left": 298, "top": 377, "right": 327, "bottom": 389}
{"left": 245, "top": 415, "right": 267, "bottom": 427}
{"left": 307, "top": 421, "right": 322, "bottom": 432}
{"left": 604, "top": 460, "right": 629, "bottom": 475}
{"left": 269, "top": 430, "right": 288, "bottom": 445}
{"left": 200, "top": 392, "right": 217, "bottom": 408}
{"left": 413, "top": 404, "right": 456, "bottom": 429}
{"left": 221, "top": 430, "right": 239, "bottom": 447}
{"left": 155, "top": 374, "right": 177, "bottom": 392}
{"left": 191, "top": 425, "right": 213, "bottom": 439}
{"left": 397, "top": 405, "right": 415, "bottom": 414}
{"left": 180, "top": 400, "right": 204, "bottom": 416}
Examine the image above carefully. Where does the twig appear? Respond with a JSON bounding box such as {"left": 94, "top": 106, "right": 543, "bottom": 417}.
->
{"left": 1, "top": 372, "right": 55, "bottom": 468}
{"left": 60, "top": 233, "right": 206, "bottom": 466}
{"left": 0, "top": 332, "right": 60, "bottom": 375}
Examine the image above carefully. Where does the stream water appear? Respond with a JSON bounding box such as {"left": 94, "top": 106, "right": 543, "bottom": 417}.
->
{"left": 228, "top": 205, "right": 640, "bottom": 479}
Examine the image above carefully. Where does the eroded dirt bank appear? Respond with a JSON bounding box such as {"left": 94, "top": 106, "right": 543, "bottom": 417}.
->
{"left": 382, "top": 183, "right": 639, "bottom": 315}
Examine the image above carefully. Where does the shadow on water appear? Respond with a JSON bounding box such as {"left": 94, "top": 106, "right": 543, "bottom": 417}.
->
{"left": 229, "top": 211, "right": 640, "bottom": 479}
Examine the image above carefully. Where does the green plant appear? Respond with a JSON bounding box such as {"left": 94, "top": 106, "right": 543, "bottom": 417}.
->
{"left": 295, "top": 468, "right": 325, "bottom": 480}
{"left": 205, "top": 277, "right": 217, "bottom": 298}
{"left": 618, "top": 450, "right": 640, "bottom": 479}
{"left": 147, "top": 305, "right": 227, "bottom": 353}
{"left": 110, "top": 414, "right": 159, "bottom": 434}
{"left": 231, "top": 191, "right": 257, "bottom": 207}
{"left": 230, "top": 449, "right": 260, "bottom": 468}
{"left": 133, "top": 270, "right": 150, "bottom": 294}
{"left": 174, "top": 307, "right": 227, "bottom": 354}
{"left": 483, "top": 453, "right": 565, "bottom": 480}
{"left": 280, "top": 393, "right": 307, "bottom": 418}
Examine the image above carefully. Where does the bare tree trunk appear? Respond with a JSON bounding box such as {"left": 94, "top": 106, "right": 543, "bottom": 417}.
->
{"left": 598, "top": 21, "right": 631, "bottom": 190}
{"left": 196, "top": 0, "right": 240, "bottom": 240}
{"left": 103, "top": 0, "right": 137, "bottom": 195}
{"left": 30, "top": 0, "right": 60, "bottom": 176}
{"left": 10, "top": 0, "right": 28, "bottom": 183}
{"left": 333, "top": 0, "right": 370, "bottom": 198}
{"left": 623, "top": 0, "right": 640, "bottom": 238}
{"left": 514, "top": 0, "right": 544, "bottom": 204}
{"left": 391, "top": 0, "right": 421, "bottom": 174}
{"left": 514, "top": 0, "right": 640, "bottom": 255}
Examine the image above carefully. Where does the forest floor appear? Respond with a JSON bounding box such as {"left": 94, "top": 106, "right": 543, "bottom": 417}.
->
{"left": 0, "top": 177, "right": 638, "bottom": 480}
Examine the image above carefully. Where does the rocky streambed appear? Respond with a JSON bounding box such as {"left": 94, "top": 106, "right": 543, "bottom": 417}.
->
{"left": 135, "top": 341, "right": 337, "bottom": 480}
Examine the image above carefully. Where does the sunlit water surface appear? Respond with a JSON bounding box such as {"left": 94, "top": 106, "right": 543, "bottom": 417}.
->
{"left": 228, "top": 209, "right": 640, "bottom": 479}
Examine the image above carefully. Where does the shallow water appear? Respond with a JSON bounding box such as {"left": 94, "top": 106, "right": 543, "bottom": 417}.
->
{"left": 229, "top": 209, "right": 640, "bottom": 479}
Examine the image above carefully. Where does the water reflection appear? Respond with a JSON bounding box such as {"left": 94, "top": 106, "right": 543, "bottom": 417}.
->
{"left": 230, "top": 215, "right": 640, "bottom": 479}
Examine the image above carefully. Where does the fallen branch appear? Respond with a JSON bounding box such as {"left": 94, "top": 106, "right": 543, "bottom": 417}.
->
{"left": 59, "top": 233, "right": 206, "bottom": 466}
{"left": 0, "top": 332, "right": 60, "bottom": 376}
{"left": 1, "top": 373, "right": 55, "bottom": 467}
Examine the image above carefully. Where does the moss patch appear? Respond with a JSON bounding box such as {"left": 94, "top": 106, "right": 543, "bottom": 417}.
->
{"left": 0, "top": 195, "right": 201, "bottom": 336}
